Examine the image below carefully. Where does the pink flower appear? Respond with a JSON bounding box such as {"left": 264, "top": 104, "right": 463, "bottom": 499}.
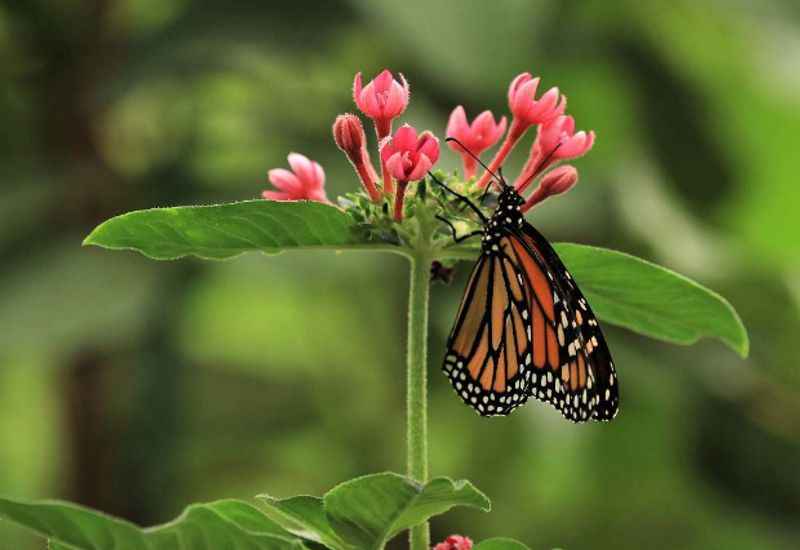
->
{"left": 522, "top": 165, "right": 579, "bottom": 212}
{"left": 380, "top": 124, "right": 440, "bottom": 183}
{"left": 353, "top": 69, "right": 410, "bottom": 139}
{"left": 380, "top": 124, "right": 440, "bottom": 220}
{"left": 433, "top": 535, "right": 473, "bottom": 550}
{"left": 507, "top": 73, "right": 565, "bottom": 127}
{"left": 537, "top": 115, "right": 595, "bottom": 160}
{"left": 475, "top": 72, "right": 565, "bottom": 188}
{"left": 332, "top": 113, "right": 381, "bottom": 202}
{"left": 446, "top": 106, "right": 507, "bottom": 179}
{"left": 514, "top": 115, "right": 595, "bottom": 193}
{"left": 262, "top": 153, "right": 328, "bottom": 203}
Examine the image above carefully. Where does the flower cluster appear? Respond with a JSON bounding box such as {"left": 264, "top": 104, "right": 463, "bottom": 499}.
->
{"left": 262, "top": 68, "right": 594, "bottom": 217}
{"left": 433, "top": 535, "right": 473, "bottom": 550}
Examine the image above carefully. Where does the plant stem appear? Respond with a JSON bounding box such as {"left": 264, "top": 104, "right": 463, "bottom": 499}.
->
{"left": 407, "top": 250, "right": 431, "bottom": 550}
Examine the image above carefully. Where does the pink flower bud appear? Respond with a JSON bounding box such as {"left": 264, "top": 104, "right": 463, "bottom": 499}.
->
{"left": 353, "top": 69, "right": 410, "bottom": 138}
{"left": 263, "top": 153, "right": 329, "bottom": 203}
{"left": 332, "top": 114, "right": 381, "bottom": 202}
{"left": 379, "top": 124, "right": 440, "bottom": 220}
{"left": 433, "top": 535, "right": 473, "bottom": 550}
{"left": 514, "top": 115, "right": 595, "bottom": 193}
{"left": 446, "top": 106, "right": 507, "bottom": 179}
{"left": 521, "top": 165, "right": 579, "bottom": 213}
{"left": 333, "top": 113, "right": 366, "bottom": 154}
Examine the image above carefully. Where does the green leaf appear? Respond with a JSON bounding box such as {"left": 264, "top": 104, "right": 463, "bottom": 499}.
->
{"left": 441, "top": 243, "right": 749, "bottom": 357}
{"left": 474, "top": 538, "right": 532, "bottom": 550}
{"left": 323, "top": 473, "right": 490, "bottom": 550}
{"left": 0, "top": 497, "right": 306, "bottom": 550}
{"left": 83, "top": 200, "right": 388, "bottom": 260}
{"left": 554, "top": 243, "right": 749, "bottom": 357}
{"left": 257, "top": 495, "right": 349, "bottom": 550}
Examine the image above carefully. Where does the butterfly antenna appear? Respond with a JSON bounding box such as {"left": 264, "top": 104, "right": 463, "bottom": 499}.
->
{"left": 445, "top": 137, "right": 506, "bottom": 188}
{"left": 427, "top": 171, "right": 488, "bottom": 222}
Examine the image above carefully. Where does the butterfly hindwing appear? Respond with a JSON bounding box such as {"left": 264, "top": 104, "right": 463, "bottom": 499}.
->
{"left": 443, "top": 253, "right": 533, "bottom": 416}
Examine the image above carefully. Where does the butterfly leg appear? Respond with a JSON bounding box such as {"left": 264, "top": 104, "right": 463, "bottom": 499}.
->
{"left": 436, "top": 215, "right": 483, "bottom": 243}
{"left": 427, "top": 172, "right": 488, "bottom": 223}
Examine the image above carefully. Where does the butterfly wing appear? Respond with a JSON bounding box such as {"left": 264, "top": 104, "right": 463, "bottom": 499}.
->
{"left": 508, "top": 222, "right": 619, "bottom": 422}
{"left": 443, "top": 251, "right": 534, "bottom": 416}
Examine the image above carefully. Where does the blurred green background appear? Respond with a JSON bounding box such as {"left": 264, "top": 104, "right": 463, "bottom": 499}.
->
{"left": 1, "top": 1, "right": 799, "bottom": 548}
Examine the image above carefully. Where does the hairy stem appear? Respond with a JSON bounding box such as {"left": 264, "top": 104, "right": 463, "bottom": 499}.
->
{"left": 407, "top": 250, "right": 431, "bottom": 550}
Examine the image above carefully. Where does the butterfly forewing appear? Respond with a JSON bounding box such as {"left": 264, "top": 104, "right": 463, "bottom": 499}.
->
{"left": 443, "top": 254, "right": 533, "bottom": 416}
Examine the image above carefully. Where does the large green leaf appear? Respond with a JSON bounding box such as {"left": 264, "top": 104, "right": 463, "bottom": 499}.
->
{"left": 554, "top": 243, "right": 749, "bottom": 357}
{"left": 0, "top": 498, "right": 305, "bottom": 550}
{"left": 83, "top": 200, "right": 375, "bottom": 260}
{"left": 257, "top": 495, "right": 349, "bottom": 550}
{"left": 473, "top": 538, "right": 531, "bottom": 550}
{"left": 323, "top": 473, "right": 490, "bottom": 550}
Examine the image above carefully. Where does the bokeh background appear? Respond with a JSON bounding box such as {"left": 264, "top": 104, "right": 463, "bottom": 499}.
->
{"left": 2, "top": 1, "right": 799, "bottom": 548}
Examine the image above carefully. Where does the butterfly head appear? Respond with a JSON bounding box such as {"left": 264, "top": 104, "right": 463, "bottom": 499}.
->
{"left": 496, "top": 183, "right": 524, "bottom": 210}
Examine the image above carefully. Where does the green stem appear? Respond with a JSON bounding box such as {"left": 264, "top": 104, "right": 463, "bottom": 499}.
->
{"left": 407, "top": 250, "right": 431, "bottom": 550}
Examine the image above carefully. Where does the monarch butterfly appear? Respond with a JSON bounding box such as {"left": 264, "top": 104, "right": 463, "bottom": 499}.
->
{"left": 433, "top": 140, "right": 619, "bottom": 422}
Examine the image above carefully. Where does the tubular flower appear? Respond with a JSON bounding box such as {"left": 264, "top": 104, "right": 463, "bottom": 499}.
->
{"left": 475, "top": 72, "right": 565, "bottom": 188}
{"left": 433, "top": 535, "right": 473, "bottom": 550}
{"left": 380, "top": 124, "right": 440, "bottom": 221}
{"left": 353, "top": 69, "right": 410, "bottom": 139}
{"left": 446, "top": 106, "right": 507, "bottom": 179}
{"left": 332, "top": 113, "right": 381, "bottom": 202}
{"left": 537, "top": 114, "right": 595, "bottom": 161}
{"left": 522, "top": 164, "right": 579, "bottom": 212}
{"left": 263, "top": 153, "right": 328, "bottom": 203}
{"left": 515, "top": 115, "right": 595, "bottom": 193}
{"left": 507, "top": 73, "right": 565, "bottom": 127}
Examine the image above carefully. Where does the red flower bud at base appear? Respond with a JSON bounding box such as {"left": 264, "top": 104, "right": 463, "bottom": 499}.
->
{"left": 433, "top": 535, "right": 473, "bottom": 550}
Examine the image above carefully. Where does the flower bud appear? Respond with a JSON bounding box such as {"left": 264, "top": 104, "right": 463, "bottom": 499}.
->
{"left": 332, "top": 113, "right": 381, "bottom": 202}
{"left": 521, "top": 165, "right": 579, "bottom": 212}
{"left": 332, "top": 113, "right": 365, "bottom": 156}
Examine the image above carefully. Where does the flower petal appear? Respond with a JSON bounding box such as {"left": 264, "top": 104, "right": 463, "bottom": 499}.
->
{"left": 268, "top": 168, "right": 302, "bottom": 193}
{"left": 352, "top": 72, "right": 363, "bottom": 106}
{"left": 447, "top": 106, "right": 469, "bottom": 139}
{"left": 288, "top": 153, "right": 316, "bottom": 186}
{"left": 385, "top": 151, "right": 408, "bottom": 180}
{"left": 407, "top": 152, "right": 432, "bottom": 181}
{"left": 392, "top": 124, "right": 418, "bottom": 152}
{"left": 417, "top": 131, "right": 440, "bottom": 164}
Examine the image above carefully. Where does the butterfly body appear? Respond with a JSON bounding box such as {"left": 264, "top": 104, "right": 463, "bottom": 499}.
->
{"left": 442, "top": 184, "right": 619, "bottom": 422}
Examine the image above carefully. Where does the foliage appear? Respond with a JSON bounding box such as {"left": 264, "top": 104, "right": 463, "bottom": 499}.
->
{"left": 0, "top": 473, "right": 499, "bottom": 550}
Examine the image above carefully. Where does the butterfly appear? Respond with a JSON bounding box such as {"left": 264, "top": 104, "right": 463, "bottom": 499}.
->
{"left": 432, "top": 143, "right": 619, "bottom": 423}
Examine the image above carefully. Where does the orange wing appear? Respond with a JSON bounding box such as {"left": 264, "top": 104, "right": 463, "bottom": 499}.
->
{"left": 443, "top": 253, "right": 533, "bottom": 416}
{"left": 502, "top": 225, "right": 619, "bottom": 422}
